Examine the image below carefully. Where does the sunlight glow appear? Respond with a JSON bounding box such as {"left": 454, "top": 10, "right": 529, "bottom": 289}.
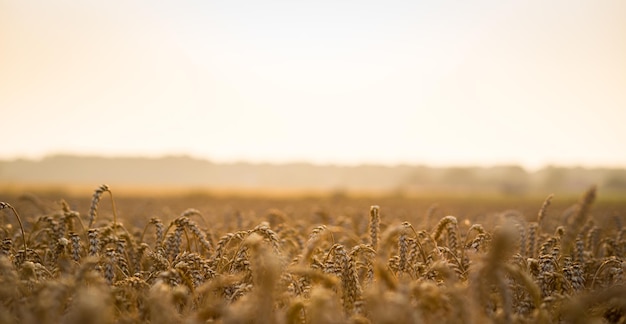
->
{"left": 1, "top": 1, "right": 625, "bottom": 170}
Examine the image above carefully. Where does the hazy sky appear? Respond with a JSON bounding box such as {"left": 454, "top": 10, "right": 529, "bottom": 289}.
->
{"left": 1, "top": 1, "right": 625, "bottom": 169}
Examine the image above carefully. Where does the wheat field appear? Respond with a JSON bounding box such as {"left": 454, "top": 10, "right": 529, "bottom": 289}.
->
{"left": 0, "top": 185, "right": 625, "bottom": 323}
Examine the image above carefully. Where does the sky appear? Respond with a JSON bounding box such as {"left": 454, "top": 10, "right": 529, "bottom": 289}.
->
{"left": 1, "top": 1, "right": 625, "bottom": 170}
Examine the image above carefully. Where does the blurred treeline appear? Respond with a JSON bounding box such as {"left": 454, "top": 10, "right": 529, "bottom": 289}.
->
{"left": 1, "top": 155, "right": 625, "bottom": 194}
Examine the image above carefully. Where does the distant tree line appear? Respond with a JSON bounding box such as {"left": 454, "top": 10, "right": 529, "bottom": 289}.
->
{"left": 1, "top": 155, "right": 625, "bottom": 193}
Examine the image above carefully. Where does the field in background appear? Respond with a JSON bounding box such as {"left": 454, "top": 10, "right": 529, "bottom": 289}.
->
{"left": 4, "top": 184, "right": 626, "bottom": 230}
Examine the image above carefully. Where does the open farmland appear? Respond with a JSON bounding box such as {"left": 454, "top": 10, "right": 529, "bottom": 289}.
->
{"left": 1, "top": 186, "right": 625, "bottom": 323}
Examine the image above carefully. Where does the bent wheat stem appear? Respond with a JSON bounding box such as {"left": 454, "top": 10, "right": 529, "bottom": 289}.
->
{"left": 0, "top": 202, "right": 27, "bottom": 251}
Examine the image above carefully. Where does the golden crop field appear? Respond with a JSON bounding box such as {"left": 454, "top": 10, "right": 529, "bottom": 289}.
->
{"left": 1, "top": 185, "right": 625, "bottom": 323}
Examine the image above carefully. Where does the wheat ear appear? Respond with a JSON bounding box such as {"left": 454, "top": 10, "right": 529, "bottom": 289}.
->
{"left": 369, "top": 205, "right": 380, "bottom": 252}
{"left": 537, "top": 193, "right": 554, "bottom": 230}
{"left": 0, "top": 202, "right": 27, "bottom": 251}
{"left": 562, "top": 186, "right": 596, "bottom": 256}
{"left": 87, "top": 184, "right": 119, "bottom": 230}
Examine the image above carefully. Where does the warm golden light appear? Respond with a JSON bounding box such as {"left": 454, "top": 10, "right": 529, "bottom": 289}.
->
{"left": 1, "top": 1, "right": 625, "bottom": 170}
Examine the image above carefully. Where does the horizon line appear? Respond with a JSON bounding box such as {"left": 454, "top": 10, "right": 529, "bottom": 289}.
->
{"left": 2, "top": 152, "right": 626, "bottom": 172}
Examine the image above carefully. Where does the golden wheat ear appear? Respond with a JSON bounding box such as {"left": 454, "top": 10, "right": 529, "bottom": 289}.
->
{"left": 88, "top": 184, "right": 118, "bottom": 229}
{"left": 0, "top": 202, "right": 27, "bottom": 251}
{"left": 369, "top": 205, "right": 380, "bottom": 252}
{"left": 562, "top": 186, "right": 597, "bottom": 256}
{"left": 537, "top": 193, "right": 554, "bottom": 228}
